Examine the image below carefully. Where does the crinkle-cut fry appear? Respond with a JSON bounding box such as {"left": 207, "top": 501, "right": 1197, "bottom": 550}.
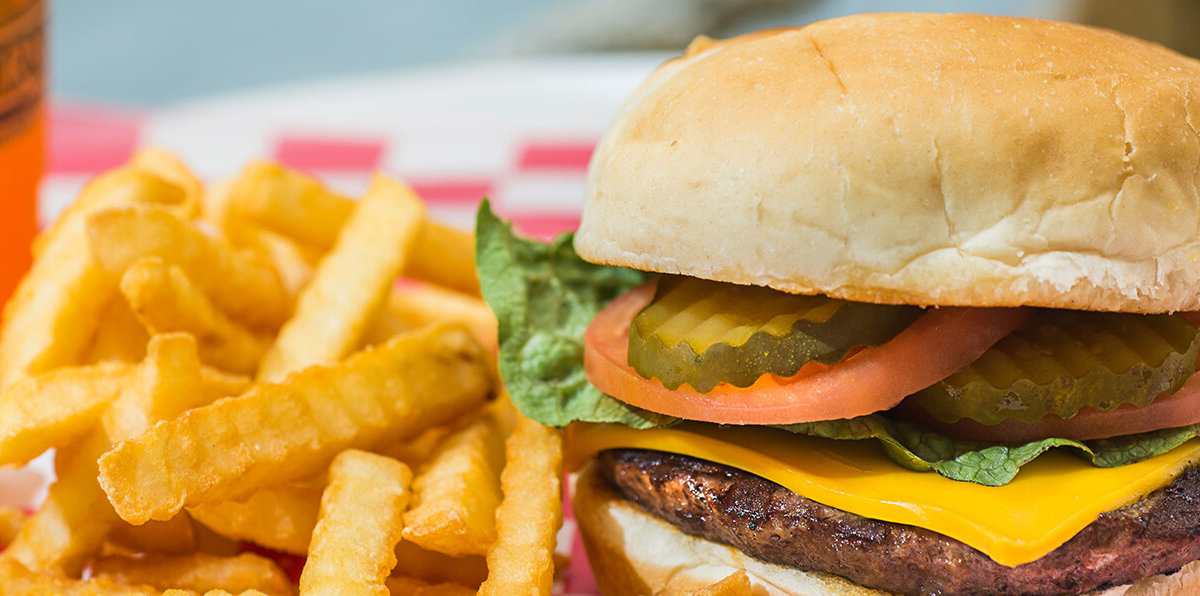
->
{"left": 385, "top": 576, "right": 476, "bottom": 596}
{"left": 228, "top": 161, "right": 353, "bottom": 249}
{"left": 0, "top": 361, "right": 130, "bottom": 467}
{"left": 478, "top": 413, "right": 564, "bottom": 596}
{"left": 83, "top": 294, "right": 150, "bottom": 364}
{"left": 387, "top": 284, "right": 497, "bottom": 352}
{"left": 683, "top": 570, "right": 753, "bottom": 596}
{"left": 121, "top": 257, "right": 271, "bottom": 375}
{"left": 105, "top": 513, "right": 197, "bottom": 555}
{"left": 127, "top": 146, "right": 204, "bottom": 218}
{"left": 405, "top": 221, "right": 479, "bottom": 297}
{"left": 392, "top": 541, "right": 488, "bottom": 588}
{"left": 91, "top": 552, "right": 293, "bottom": 596}
{"left": 1, "top": 168, "right": 187, "bottom": 388}
{"left": 0, "top": 505, "right": 26, "bottom": 547}
{"left": 33, "top": 164, "right": 190, "bottom": 260}
{"left": 188, "top": 479, "right": 324, "bottom": 556}
{"left": 99, "top": 323, "right": 493, "bottom": 524}
{"left": 86, "top": 205, "right": 291, "bottom": 332}
{"left": 199, "top": 366, "right": 253, "bottom": 401}
{"left": 401, "top": 405, "right": 508, "bottom": 556}
{"left": 256, "top": 174, "right": 425, "bottom": 383}
{"left": 0, "top": 557, "right": 161, "bottom": 595}
{"left": 229, "top": 162, "right": 479, "bottom": 295}
{"left": 5, "top": 334, "right": 210, "bottom": 575}
{"left": 300, "top": 450, "right": 413, "bottom": 596}
{"left": 165, "top": 591, "right": 271, "bottom": 596}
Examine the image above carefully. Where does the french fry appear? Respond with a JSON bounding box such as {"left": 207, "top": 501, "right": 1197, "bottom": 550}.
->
{"left": 5, "top": 334, "right": 210, "bottom": 574}
{"left": 106, "top": 513, "right": 197, "bottom": 555}
{"left": 0, "top": 361, "right": 129, "bottom": 467}
{"left": 229, "top": 162, "right": 479, "bottom": 295}
{"left": 91, "top": 552, "right": 294, "bottom": 596}
{"left": 405, "top": 222, "right": 479, "bottom": 297}
{"left": 228, "top": 161, "right": 354, "bottom": 249}
{"left": 121, "top": 257, "right": 271, "bottom": 375}
{"left": 392, "top": 541, "right": 488, "bottom": 588}
{"left": 401, "top": 405, "right": 510, "bottom": 557}
{"left": 86, "top": 205, "right": 291, "bottom": 331}
{"left": 83, "top": 294, "right": 150, "bottom": 364}
{"left": 299, "top": 450, "right": 412, "bottom": 596}
{"left": 386, "top": 284, "right": 497, "bottom": 352}
{"left": 199, "top": 366, "right": 254, "bottom": 401}
{"left": 0, "top": 557, "right": 160, "bottom": 595}
{"left": 1, "top": 168, "right": 186, "bottom": 388}
{"left": 384, "top": 576, "right": 476, "bottom": 596}
{"left": 0, "top": 505, "right": 26, "bottom": 547}
{"left": 33, "top": 164, "right": 190, "bottom": 260}
{"left": 188, "top": 479, "right": 324, "bottom": 556}
{"left": 127, "top": 146, "right": 204, "bottom": 219}
{"left": 99, "top": 324, "right": 493, "bottom": 524}
{"left": 477, "top": 413, "right": 564, "bottom": 596}
{"left": 682, "top": 570, "right": 753, "bottom": 596}
{"left": 256, "top": 174, "right": 425, "bottom": 382}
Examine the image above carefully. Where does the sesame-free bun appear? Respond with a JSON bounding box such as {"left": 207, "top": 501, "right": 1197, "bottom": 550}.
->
{"left": 574, "top": 13, "right": 1200, "bottom": 313}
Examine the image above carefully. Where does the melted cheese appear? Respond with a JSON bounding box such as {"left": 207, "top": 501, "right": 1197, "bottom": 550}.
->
{"left": 567, "top": 423, "right": 1200, "bottom": 567}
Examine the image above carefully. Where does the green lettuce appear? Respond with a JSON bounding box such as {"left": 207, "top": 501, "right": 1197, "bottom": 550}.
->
{"left": 475, "top": 201, "right": 1200, "bottom": 486}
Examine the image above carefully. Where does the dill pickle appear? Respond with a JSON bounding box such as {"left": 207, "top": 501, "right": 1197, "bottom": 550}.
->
{"left": 628, "top": 277, "right": 923, "bottom": 391}
{"left": 911, "top": 310, "right": 1200, "bottom": 424}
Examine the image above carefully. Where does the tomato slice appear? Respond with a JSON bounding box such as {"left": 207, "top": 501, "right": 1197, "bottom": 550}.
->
{"left": 584, "top": 281, "right": 1030, "bottom": 425}
{"left": 898, "top": 372, "right": 1200, "bottom": 442}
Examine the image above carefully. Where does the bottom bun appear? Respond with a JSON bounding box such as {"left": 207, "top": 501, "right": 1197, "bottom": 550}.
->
{"left": 572, "top": 462, "right": 1200, "bottom": 596}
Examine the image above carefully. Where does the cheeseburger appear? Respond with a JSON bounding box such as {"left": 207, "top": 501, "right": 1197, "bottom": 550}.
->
{"left": 477, "top": 12, "right": 1200, "bottom": 595}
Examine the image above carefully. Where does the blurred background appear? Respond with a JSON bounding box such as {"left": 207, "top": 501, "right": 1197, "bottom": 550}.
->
{"left": 50, "top": 0, "right": 1198, "bottom": 106}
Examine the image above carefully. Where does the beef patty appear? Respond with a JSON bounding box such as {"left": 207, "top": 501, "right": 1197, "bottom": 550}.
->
{"left": 598, "top": 449, "right": 1200, "bottom": 595}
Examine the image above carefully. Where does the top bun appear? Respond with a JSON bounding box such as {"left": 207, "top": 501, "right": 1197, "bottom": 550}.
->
{"left": 574, "top": 13, "right": 1200, "bottom": 313}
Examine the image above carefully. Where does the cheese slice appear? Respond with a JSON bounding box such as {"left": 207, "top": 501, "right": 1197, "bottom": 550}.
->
{"left": 567, "top": 423, "right": 1200, "bottom": 567}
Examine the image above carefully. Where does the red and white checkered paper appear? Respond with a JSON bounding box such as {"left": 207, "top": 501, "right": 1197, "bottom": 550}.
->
{"left": 21, "top": 55, "right": 669, "bottom": 595}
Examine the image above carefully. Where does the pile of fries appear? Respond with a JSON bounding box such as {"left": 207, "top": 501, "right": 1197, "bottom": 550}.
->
{"left": 0, "top": 149, "right": 564, "bottom": 595}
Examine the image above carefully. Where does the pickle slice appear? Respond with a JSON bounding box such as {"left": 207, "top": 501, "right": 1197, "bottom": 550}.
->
{"left": 628, "top": 277, "right": 923, "bottom": 391}
{"left": 911, "top": 310, "right": 1200, "bottom": 424}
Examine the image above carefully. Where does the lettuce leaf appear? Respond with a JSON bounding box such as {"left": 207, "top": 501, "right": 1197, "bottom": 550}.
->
{"left": 475, "top": 202, "right": 1200, "bottom": 486}
{"left": 476, "top": 200, "right": 673, "bottom": 429}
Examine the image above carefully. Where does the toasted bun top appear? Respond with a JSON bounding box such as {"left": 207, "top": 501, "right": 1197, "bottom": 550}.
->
{"left": 574, "top": 13, "right": 1200, "bottom": 313}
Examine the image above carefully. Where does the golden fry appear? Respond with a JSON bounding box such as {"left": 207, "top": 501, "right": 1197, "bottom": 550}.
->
{"left": 0, "top": 505, "right": 26, "bottom": 547}
{"left": 5, "top": 334, "right": 209, "bottom": 574}
{"left": 386, "top": 284, "right": 497, "bottom": 352}
{"left": 299, "top": 450, "right": 412, "bottom": 596}
{"left": 0, "top": 361, "right": 129, "bottom": 467}
{"left": 1, "top": 168, "right": 186, "bottom": 387}
{"left": 477, "top": 413, "right": 564, "bottom": 596}
{"left": 385, "top": 576, "right": 476, "bottom": 596}
{"left": 229, "top": 161, "right": 354, "bottom": 249}
{"left": 127, "top": 146, "right": 204, "bottom": 219}
{"left": 86, "top": 205, "right": 291, "bottom": 331}
{"left": 189, "top": 479, "right": 324, "bottom": 555}
{"left": 406, "top": 221, "right": 479, "bottom": 296}
{"left": 0, "top": 557, "right": 160, "bottom": 595}
{"left": 402, "top": 406, "right": 509, "bottom": 556}
{"left": 91, "top": 552, "right": 293, "bottom": 596}
{"left": 257, "top": 174, "right": 425, "bottom": 382}
{"left": 229, "top": 162, "right": 479, "bottom": 295}
{"left": 392, "top": 541, "right": 488, "bottom": 588}
{"left": 99, "top": 324, "right": 493, "bottom": 524}
{"left": 105, "top": 513, "right": 197, "bottom": 555}
{"left": 83, "top": 294, "right": 150, "bottom": 364}
{"left": 121, "top": 257, "right": 271, "bottom": 374}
